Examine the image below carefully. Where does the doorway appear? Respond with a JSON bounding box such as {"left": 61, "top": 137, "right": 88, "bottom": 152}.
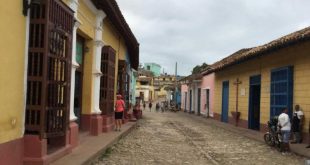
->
{"left": 197, "top": 88, "right": 201, "bottom": 115}
{"left": 184, "top": 92, "right": 187, "bottom": 111}
{"left": 206, "top": 89, "right": 210, "bottom": 117}
{"left": 248, "top": 75, "right": 261, "bottom": 130}
{"left": 74, "top": 35, "right": 84, "bottom": 126}
{"left": 221, "top": 81, "right": 229, "bottom": 122}
{"left": 190, "top": 90, "right": 192, "bottom": 112}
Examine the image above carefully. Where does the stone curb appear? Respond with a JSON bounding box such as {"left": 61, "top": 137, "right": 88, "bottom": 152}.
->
{"left": 83, "top": 121, "right": 138, "bottom": 165}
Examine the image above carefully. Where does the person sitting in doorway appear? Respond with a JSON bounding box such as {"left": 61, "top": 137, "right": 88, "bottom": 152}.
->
{"left": 291, "top": 104, "right": 304, "bottom": 144}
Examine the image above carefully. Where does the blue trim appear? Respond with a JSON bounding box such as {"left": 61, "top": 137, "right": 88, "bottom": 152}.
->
{"left": 270, "top": 66, "right": 294, "bottom": 119}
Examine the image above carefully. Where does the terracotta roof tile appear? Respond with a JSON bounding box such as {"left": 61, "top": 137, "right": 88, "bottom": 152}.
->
{"left": 204, "top": 26, "right": 310, "bottom": 75}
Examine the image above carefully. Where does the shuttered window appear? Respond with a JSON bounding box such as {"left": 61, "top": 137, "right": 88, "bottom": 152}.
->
{"left": 270, "top": 66, "right": 293, "bottom": 118}
{"left": 100, "top": 46, "right": 116, "bottom": 115}
{"left": 25, "top": 0, "right": 74, "bottom": 139}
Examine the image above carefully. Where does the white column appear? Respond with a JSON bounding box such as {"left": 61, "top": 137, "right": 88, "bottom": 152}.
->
{"left": 22, "top": 4, "right": 31, "bottom": 134}
{"left": 69, "top": 0, "right": 80, "bottom": 121}
{"left": 92, "top": 10, "right": 106, "bottom": 114}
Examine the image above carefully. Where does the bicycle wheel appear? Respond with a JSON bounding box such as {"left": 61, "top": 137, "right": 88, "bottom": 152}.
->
{"left": 264, "top": 133, "right": 275, "bottom": 146}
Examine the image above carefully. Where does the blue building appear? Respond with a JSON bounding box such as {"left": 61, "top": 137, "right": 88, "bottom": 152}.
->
{"left": 144, "top": 63, "right": 161, "bottom": 76}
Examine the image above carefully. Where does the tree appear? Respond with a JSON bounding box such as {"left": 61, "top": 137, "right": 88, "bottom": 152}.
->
{"left": 191, "top": 62, "right": 209, "bottom": 74}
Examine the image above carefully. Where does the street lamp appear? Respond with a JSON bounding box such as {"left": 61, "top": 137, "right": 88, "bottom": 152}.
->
{"left": 23, "top": 0, "right": 41, "bottom": 16}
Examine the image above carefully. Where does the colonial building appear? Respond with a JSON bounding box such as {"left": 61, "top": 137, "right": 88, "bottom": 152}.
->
{"left": 0, "top": 0, "right": 139, "bottom": 164}
{"left": 154, "top": 74, "right": 177, "bottom": 100}
{"left": 205, "top": 27, "right": 310, "bottom": 142}
{"left": 179, "top": 74, "right": 203, "bottom": 114}
{"left": 135, "top": 68, "right": 154, "bottom": 102}
{"left": 180, "top": 72, "right": 215, "bottom": 117}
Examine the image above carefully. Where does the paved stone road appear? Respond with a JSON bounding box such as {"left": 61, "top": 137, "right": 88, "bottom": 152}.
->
{"left": 92, "top": 110, "right": 306, "bottom": 165}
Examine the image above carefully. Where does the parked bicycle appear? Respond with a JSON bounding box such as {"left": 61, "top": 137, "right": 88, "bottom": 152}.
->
{"left": 264, "top": 116, "right": 282, "bottom": 151}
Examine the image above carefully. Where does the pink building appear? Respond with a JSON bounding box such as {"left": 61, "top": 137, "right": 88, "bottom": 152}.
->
{"left": 180, "top": 72, "right": 215, "bottom": 117}
{"left": 181, "top": 84, "right": 188, "bottom": 111}
{"left": 200, "top": 73, "right": 215, "bottom": 117}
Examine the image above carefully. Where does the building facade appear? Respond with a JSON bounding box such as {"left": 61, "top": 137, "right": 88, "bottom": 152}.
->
{"left": 208, "top": 27, "right": 310, "bottom": 142}
{"left": 154, "top": 74, "right": 177, "bottom": 100}
{"left": 200, "top": 73, "right": 215, "bottom": 117}
{"left": 135, "top": 68, "right": 155, "bottom": 102}
{"left": 0, "top": 0, "right": 139, "bottom": 164}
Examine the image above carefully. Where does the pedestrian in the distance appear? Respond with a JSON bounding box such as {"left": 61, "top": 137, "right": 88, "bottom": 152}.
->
{"left": 156, "top": 102, "right": 160, "bottom": 112}
{"left": 143, "top": 102, "right": 146, "bottom": 111}
{"left": 278, "top": 108, "right": 291, "bottom": 155}
{"left": 161, "top": 101, "right": 165, "bottom": 113}
{"left": 291, "top": 104, "right": 304, "bottom": 143}
{"left": 114, "top": 94, "right": 125, "bottom": 131}
{"left": 149, "top": 101, "right": 153, "bottom": 112}
{"left": 133, "top": 101, "right": 141, "bottom": 119}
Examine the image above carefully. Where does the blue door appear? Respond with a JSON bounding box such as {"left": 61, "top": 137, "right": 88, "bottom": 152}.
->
{"left": 190, "top": 90, "right": 192, "bottom": 112}
{"left": 248, "top": 75, "right": 261, "bottom": 130}
{"left": 270, "top": 66, "right": 293, "bottom": 118}
{"left": 221, "top": 81, "right": 229, "bottom": 122}
{"left": 197, "top": 88, "right": 201, "bottom": 115}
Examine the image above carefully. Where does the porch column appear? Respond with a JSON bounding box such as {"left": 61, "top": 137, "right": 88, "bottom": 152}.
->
{"left": 68, "top": 0, "right": 80, "bottom": 121}
{"left": 69, "top": 21, "right": 81, "bottom": 121}
{"left": 68, "top": 0, "right": 80, "bottom": 149}
{"left": 92, "top": 11, "right": 106, "bottom": 114}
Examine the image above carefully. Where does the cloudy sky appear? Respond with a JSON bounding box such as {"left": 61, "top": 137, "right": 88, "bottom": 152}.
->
{"left": 117, "top": 0, "right": 310, "bottom": 76}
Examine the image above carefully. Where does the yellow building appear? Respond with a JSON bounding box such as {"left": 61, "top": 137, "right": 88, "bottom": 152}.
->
{"left": 154, "top": 74, "right": 177, "bottom": 100}
{"left": 0, "top": 0, "right": 139, "bottom": 164}
{"left": 0, "top": 1, "right": 28, "bottom": 164}
{"left": 135, "top": 68, "right": 155, "bottom": 102}
{"left": 207, "top": 27, "right": 310, "bottom": 142}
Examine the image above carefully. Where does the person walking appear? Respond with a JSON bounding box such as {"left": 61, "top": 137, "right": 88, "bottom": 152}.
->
{"left": 114, "top": 94, "right": 125, "bottom": 131}
{"left": 149, "top": 101, "right": 153, "bottom": 112}
{"left": 156, "top": 102, "right": 160, "bottom": 112}
{"left": 133, "top": 101, "right": 141, "bottom": 119}
{"left": 143, "top": 102, "right": 146, "bottom": 111}
{"left": 291, "top": 104, "right": 304, "bottom": 143}
{"left": 278, "top": 108, "right": 291, "bottom": 154}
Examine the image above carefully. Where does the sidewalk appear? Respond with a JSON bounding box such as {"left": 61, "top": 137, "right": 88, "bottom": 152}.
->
{"left": 51, "top": 122, "right": 137, "bottom": 165}
{"left": 180, "top": 112, "right": 310, "bottom": 159}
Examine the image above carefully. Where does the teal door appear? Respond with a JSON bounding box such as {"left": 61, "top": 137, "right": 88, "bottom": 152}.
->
{"left": 221, "top": 81, "right": 229, "bottom": 122}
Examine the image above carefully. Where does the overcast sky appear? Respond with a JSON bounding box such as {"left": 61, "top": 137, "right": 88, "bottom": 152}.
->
{"left": 117, "top": 0, "right": 310, "bottom": 76}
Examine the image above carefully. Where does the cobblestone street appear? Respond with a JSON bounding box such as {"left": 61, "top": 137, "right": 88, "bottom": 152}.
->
{"left": 92, "top": 110, "right": 306, "bottom": 165}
